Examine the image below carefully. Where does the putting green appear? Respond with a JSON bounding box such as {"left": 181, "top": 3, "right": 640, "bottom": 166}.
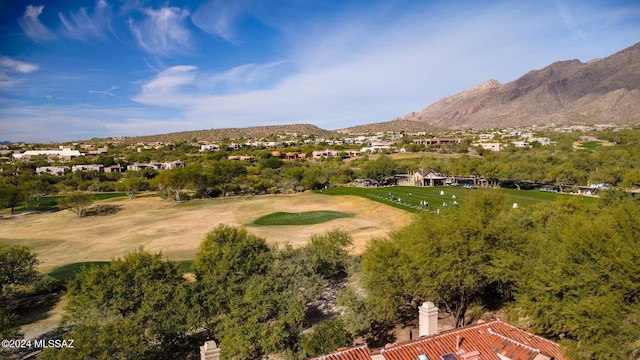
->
{"left": 251, "top": 211, "right": 353, "bottom": 226}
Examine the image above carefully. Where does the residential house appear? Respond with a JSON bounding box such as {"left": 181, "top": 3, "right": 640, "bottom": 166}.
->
{"left": 127, "top": 161, "right": 185, "bottom": 171}
{"left": 309, "top": 302, "right": 567, "bottom": 360}
{"left": 13, "top": 149, "right": 83, "bottom": 161}
{"left": 163, "top": 160, "right": 185, "bottom": 170}
{"left": 87, "top": 147, "right": 108, "bottom": 155}
{"left": 530, "top": 137, "right": 556, "bottom": 146}
{"left": 104, "top": 164, "right": 123, "bottom": 173}
{"left": 474, "top": 142, "right": 502, "bottom": 152}
{"left": 410, "top": 169, "right": 447, "bottom": 187}
{"left": 312, "top": 149, "right": 341, "bottom": 159}
{"left": 510, "top": 141, "right": 530, "bottom": 148}
{"left": 36, "top": 166, "right": 70, "bottom": 176}
{"left": 200, "top": 144, "right": 220, "bottom": 152}
{"left": 413, "top": 138, "right": 462, "bottom": 147}
{"left": 72, "top": 164, "right": 104, "bottom": 173}
{"left": 361, "top": 142, "right": 393, "bottom": 153}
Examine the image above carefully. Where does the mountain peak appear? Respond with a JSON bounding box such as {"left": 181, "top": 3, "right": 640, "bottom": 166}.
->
{"left": 402, "top": 42, "right": 640, "bottom": 129}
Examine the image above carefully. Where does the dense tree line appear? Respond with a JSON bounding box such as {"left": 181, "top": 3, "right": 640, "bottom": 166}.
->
{"left": 3, "top": 129, "right": 640, "bottom": 213}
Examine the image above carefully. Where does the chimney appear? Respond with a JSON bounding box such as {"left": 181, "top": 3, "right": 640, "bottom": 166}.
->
{"left": 200, "top": 340, "right": 221, "bottom": 360}
{"left": 460, "top": 350, "right": 480, "bottom": 360}
{"left": 418, "top": 301, "right": 439, "bottom": 337}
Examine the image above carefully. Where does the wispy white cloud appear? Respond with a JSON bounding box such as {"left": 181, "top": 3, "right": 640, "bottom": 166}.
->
{"left": 89, "top": 85, "right": 119, "bottom": 96}
{"left": 128, "top": 6, "right": 192, "bottom": 56}
{"left": 133, "top": 60, "right": 290, "bottom": 108}
{"left": 58, "top": 0, "right": 114, "bottom": 41}
{"left": 5, "top": 1, "right": 640, "bottom": 142}
{"left": 0, "top": 56, "right": 39, "bottom": 90}
{"left": 554, "top": 0, "right": 585, "bottom": 37}
{"left": 137, "top": 65, "right": 197, "bottom": 100}
{"left": 555, "top": 0, "right": 575, "bottom": 28}
{"left": 191, "top": 0, "right": 245, "bottom": 44}
{"left": 211, "top": 61, "right": 287, "bottom": 89}
{"left": 133, "top": 2, "right": 589, "bottom": 131}
{"left": 18, "top": 5, "right": 57, "bottom": 42}
{"left": 0, "top": 56, "right": 39, "bottom": 73}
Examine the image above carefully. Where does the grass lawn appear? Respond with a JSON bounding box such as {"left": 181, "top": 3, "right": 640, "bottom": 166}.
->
{"left": 8, "top": 192, "right": 129, "bottom": 213}
{"left": 47, "top": 261, "right": 110, "bottom": 281}
{"left": 177, "top": 260, "right": 194, "bottom": 273}
{"left": 47, "top": 259, "right": 195, "bottom": 281}
{"left": 316, "top": 186, "right": 596, "bottom": 213}
{"left": 580, "top": 141, "right": 603, "bottom": 150}
{"left": 251, "top": 211, "right": 353, "bottom": 226}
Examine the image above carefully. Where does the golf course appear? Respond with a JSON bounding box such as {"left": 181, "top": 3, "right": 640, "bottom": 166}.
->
{"left": 0, "top": 186, "right": 593, "bottom": 275}
{"left": 0, "top": 191, "right": 413, "bottom": 272}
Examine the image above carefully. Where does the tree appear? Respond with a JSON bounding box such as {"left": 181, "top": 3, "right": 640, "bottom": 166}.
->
{"left": 0, "top": 246, "right": 40, "bottom": 339}
{"left": 304, "top": 230, "right": 353, "bottom": 280}
{"left": 0, "top": 245, "right": 40, "bottom": 298}
{"left": 0, "top": 183, "right": 26, "bottom": 214}
{"left": 57, "top": 192, "right": 94, "bottom": 217}
{"left": 362, "top": 191, "right": 525, "bottom": 328}
{"left": 513, "top": 199, "right": 640, "bottom": 358}
{"left": 337, "top": 287, "right": 371, "bottom": 337}
{"left": 155, "top": 167, "right": 189, "bottom": 201}
{"left": 207, "top": 160, "right": 247, "bottom": 196}
{"left": 41, "top": 248, "right": 198, "bottom": 359}
{"left": 301, "top": 319, "right": 353, "bottom": 357}
{"left": 193, "top": 225, "right": 273, "bottom": 327}
{"left": 621, "top": 169, "right": 640, "bottom": 189}
{"left": 546, "top": 165, "right": 581, "bottom": 192}
{"left": 116, "top": 173, "right": 148, "bottom": 199}
{"left": 361, "top": 154, "right": 396, "bottom": 184}
{"left": 193, "top": 225, "right": 311, "bottom": 359}
{"left": 24, "top": 177, "right": 55, "bottom": 207}
{"left": 0, "top": 306, "right": 20, "bottom": 339}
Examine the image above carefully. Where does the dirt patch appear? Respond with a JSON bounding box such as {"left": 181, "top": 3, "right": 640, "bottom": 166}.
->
{"left": 0, "top": 192, "right": 413, "bottom": 271}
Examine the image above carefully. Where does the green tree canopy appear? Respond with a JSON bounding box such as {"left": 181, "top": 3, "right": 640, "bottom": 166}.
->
{"left": 57, "top": 192, "right": 94, "bottom": 217}
{"left": 362, "top": 191, "right": 526, "bottom": 327}
{"left": 0, "top": 246, "right": 40, "bottom": 339}
{"left": 41, "top": 248, "right": 198, "bottom": 360}
{"left": 193, "top": 225, "right": 315, "bottom": 359}
{"left": 361, "top": 154, "right": 396, "bottom": 184}
{"left": 0, "top": 245, "right": 40, "bottom": 298}
{"left": 301, "top": 319, "right": 353, "bottom": 357}
{"left": 513, "top": 198, "right": 640, "bottom": 358}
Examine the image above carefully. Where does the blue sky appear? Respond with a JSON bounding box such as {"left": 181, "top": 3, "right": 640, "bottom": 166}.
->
{"left": 1, "top": 0, "right": 639, "bottom": 143}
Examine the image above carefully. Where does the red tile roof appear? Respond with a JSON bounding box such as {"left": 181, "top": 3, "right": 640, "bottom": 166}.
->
{"left": 310, "top": 345, "right": 372, "bottom": 360}
{"left": 308, "top": 320, "right": 567, "bottom": 360}
{"left": 374, "top": 320, "right": 567, "bottom": 360}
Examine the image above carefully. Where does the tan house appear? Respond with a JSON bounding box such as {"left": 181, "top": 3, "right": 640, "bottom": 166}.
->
{"left": 410, "top": 169, "right": 447, "bottom": 187}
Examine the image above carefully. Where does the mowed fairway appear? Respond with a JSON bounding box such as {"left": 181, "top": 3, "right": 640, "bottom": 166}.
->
{"left": 318, "top": 185, "right": 595, "bottom": 212}
{"left": 0, "top": 192, "right": 413, "bottom": 271}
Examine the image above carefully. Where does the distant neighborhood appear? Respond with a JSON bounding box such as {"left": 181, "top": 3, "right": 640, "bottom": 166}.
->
{"left": 1, "top": 123, "right": 634, "bottom": 197}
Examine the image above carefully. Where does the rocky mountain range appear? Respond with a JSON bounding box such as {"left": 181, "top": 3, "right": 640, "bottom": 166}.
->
{"left": 400, "top": 42, "right": 640, "bottom": 129}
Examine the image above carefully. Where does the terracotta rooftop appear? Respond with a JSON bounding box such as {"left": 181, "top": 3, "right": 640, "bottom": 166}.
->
{"left": 310, "top": 320, "right": 567, "bottom": 360}
{"left": 310, "top": 345, "right": 372, "bottom": 360}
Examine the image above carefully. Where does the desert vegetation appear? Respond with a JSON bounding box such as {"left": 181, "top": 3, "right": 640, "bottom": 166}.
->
{"left": 2, "top": 127, "right": 640, "bottom": 359}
